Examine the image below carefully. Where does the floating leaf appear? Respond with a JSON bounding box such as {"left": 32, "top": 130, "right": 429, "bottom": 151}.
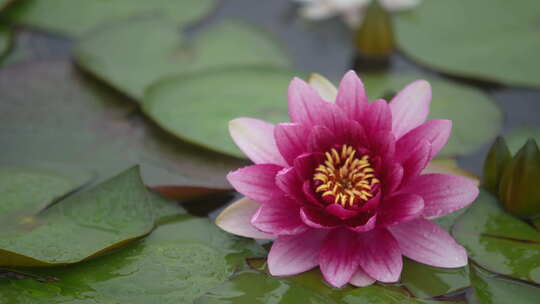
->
{"left": 394, "top": 0, "right": 540, "bottom": 87}
{"left": 0, "top": 215, "right": 264, "bottom": 303}
{"left": 5, "top": 0, "right": 216, "bottom": 36}
{"left": 75, "top": 18, "right": 290, "bottom": 99}
{"left": 452, "top": 190, "right": 540, "bottom": 284}
{"left": 340, "top": 285, "right": 461, "bottom": 304}
{"left": 469, "top": 263, "right": 540, "bottom": 304}
{"left": 361, "top": 73, "right": 502, "bottom": 157}
{"left": 0, "top": 60, "right": 244, "bottom": 188}
{"left": 0, "top": 167, "right": 161, "bottom": 266}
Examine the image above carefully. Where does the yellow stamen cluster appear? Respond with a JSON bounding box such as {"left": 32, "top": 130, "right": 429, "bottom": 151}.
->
{"left": 313, "top": 145, "right": 380, "bottom": 207}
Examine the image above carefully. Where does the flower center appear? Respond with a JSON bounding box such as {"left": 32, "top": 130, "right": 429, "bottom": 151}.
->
{"left": 313, "top": 145, "right": 379, "bottom": 207}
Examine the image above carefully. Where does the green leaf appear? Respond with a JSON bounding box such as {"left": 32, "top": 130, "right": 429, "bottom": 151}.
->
{"left": 0, "top": 215, "right": 264, "bottom": 303}
{"left": 0, "top": 167, "right": 158, "bottom": 266}
{"left": 505, "top": 127, "right": 540, "bottom": 155}
{"left": 361, "top": 73, "right": 502, "bottom": 157}
{"left": 469, "top": 263, "right": 540, "bottom": 304}
{"left": 0, "top": 60, "right": 244, "bottom": 188}
{"left": 394, "top": 0, "right": 540, "bottom": 87}
{"left": 5, "top": 0, "right": 216, "bottom": 36}
{"left": 400, "top": 258, "right": 469, "bottom": 299}
{"left": 452, "top": 190, "right": 540, "bottom": 284}
{"left": 75, "top": 18, "right": 290, "bottom": 99}
{"left": 340, "top": 285, "right": 460, "bottom": 304}
{"left": 143, "top": 67, "right": 299, "bottom": 158}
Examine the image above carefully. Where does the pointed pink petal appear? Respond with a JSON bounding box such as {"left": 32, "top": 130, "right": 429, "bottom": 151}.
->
{"left": 397, "top": 120, "right": 452, "bottom": 160}
{"left": 357, "top": 228, "right": 403, "bottom": 282}
{"left": 325, "top": 203, "right": 360, "bottom": 220}
{"left": 300, "top": 207, "right": 341, "bottom": 229}
{"left": 367, "top": 130, "right": 396, "bottom": 161}
{"left": 268, "top": 229, "right": 328, "bottom": 276}
{"left": 227, "top": 164, "right": 283, "bottom": 203}
{"left": 288, "top": 77, "right": 339, "bottom": 126}
{"left": 381, "top": 162, "right": 404, "bottom": 193}
{"left": 361, "top": 99, "right": 392, "bottom": 133}
{"left": 377, "top": 194, "right": 424, "bottom": 227}
{"left": 347, "top": 213, "right": 377, "bottom": 232}
{"left": 251, "top": 198, "right": 308, "bottom": 235}
{"left": 401, "top": 174, "right": 479, "bottom": 218}
{"left": 398, "top": 140, "right": 431, "bottom": 183}
{"left": 389, "top": 80, "right": 432, "bottom": 139}
{"left": 215, "top": 198, "right": 275, "bottom": 240}
{"left": 274, "top": 123, "right": 310, "bottom": 165}
{"left": 308, "top": 125, "right": 335, "bottom": 153}
{"left": 229, "top": 118, "right": 287, "bottom": 166}
{"left": 294, "top": 152, "right": 324, "bottom": 179}
{"left": 275, "top": 167, "right": 305, "bottom": 204}
{"left": 389, "top": 218, "right": 467, "bottom": 268}
{"left": 319, "top": 229, "right": 361, "bottom": 287}
{"left": 303, "top": 181, "right": 325, "bottom": 207}
{"left": 349, "top": 268, "right": 376, "bottom": 287}
{"left": 335, "top": 70, "right": 368, "bottom": 121}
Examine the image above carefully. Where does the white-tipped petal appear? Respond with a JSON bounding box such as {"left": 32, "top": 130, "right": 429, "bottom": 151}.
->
{"left": 215, "top": 197, "right": 275, "bottom": 240}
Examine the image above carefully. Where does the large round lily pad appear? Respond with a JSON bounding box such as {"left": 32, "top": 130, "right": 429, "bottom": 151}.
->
{"left": 0, "top": 60, "right": 244, "bottom": 188}
{"left": 75, "top": 17, "right": 290, "bottom": 99}
{"left": 394, "top": 0, "right": 540, "bottom": 87}
{"left": 452, "top": 190, "right": 540, "bottom": 284}
{"left": 143, "top": 67, "right": 299, "bottom": 158}
{"left": 0, "top": 215, "right": 264, "bottom": 303}
{"left": 362, "top": 73, "right": 502, "bottom": 157}
{"left": 5, "top": 0, "right": 216, "bottom": 36}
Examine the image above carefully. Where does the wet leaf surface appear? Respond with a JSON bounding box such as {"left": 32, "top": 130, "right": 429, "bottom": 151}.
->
{"left": 5, "top": 0, "right": 217, "bottom": 36}
{"left": 0, "top": 60, "right": 244, "bottom": 188}
{"left": 0, "top": 214, "right": 264, "bottom": 303}
{"left": 452, "top": 190, "right": 540, "bottom": 284}
{"left": 394, "top": 0, "right": 540, "bottom": 87}
{"left": 75, "top": 18, "right": 290, "bottom": 99}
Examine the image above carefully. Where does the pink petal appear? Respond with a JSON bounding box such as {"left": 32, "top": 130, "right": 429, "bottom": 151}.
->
{"left": 335, "top": 70, "right": 368, "bottom": 121}
{"left": 381, "top": 162, "right": 404, "bottom": 193}
{"left": 377, "top": 194, "right": 424, "bottom": 227}
{"left": 325, "top": 203, "right": 360, "bottom": 220}
{"left": 349, "top": 268, "right": 376, "bottom": 287}
{"left": 357, "top": 228, "right": 403, "bottom": 282}
{"left": 346, "top": 213, "right": 377, "bottom": 232}
{"left": 398, "top": 140, "right": 431, "bottom": 183}
{"left": 274, "top": 123, "right": 310, "bottom": 165}
{"left": 215, "top": 198, "right": 275, "bottom": 240}
{"left": 293, "top": 152, "right": 324, "bottom": 180}
{"left": 367, "top": 130, "right": 396, "bottom": 161}
{"left": 275, "top": 167, "right": 305, "bottom": 204}
{"left": 251, "top": 198, "right": 308, "bottom": 235}
{"left": 396, "top": 120, "right": 452, "bottom": 160}
{"left": 389, "top": 80, "right": 432, "bottom": 139}
{"left": 227, "top": 164, "right": 283, "bottom": 203}
{"left": 361, "top": 99, "right": 392, "bottom": 133}
{"left": 303, "top": 181, "right": 325, "bottom": 207}
{"left": 308, "top": 125, "right": 335, "bottom": 153}
{"left": 300, "top": 207, "right": 341, "bottom": 229}
{"left": 229, "top": 118, "right": 287, "bottom": 166}
{"left": 401, "top": 174, "right": 479, "bottom": 218}
{"left": 308, "top": 73, "right": 338, "bottom": 102}
{"left": 389, "top": 218, "right": 467, "bottom": 268}
{"left": 319, "top": 229, "right": 361, "bottom": 287}
{"left": 268, "top": 229, "right": 328, "bottom": 276}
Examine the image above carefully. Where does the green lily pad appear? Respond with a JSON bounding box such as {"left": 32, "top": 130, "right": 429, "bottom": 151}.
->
{"left": 469, "top": 263, "right": 540, "bottom": 304}
{"left": 400, "top": 258, "right": 469, "bottom": 299}
{"left": 362, "top": 73, "right": 502, "bottom": 157}
{"left": 0, "top": 215, "right": 264, "bottom": 303}
{"left": 505, "top": 127, "right": 540, "bottom": 155}
{"left": 394, "top": 0, "right": 540, "bottom": 87}
{"left": 452, "top": 190, "right": 540, "bottom": 284}
{"left": 340, "top": 286, "right": 461, "bottom": 304}
{"left": 143, "top": 67, "right": 298, "bottom": 158}
{"left": 0, "top": 167, "right": 159, "bottom": 266}
{"left": 75, "top": 17, "right": 290, "bottom": 100}
{"left": 0, "top": 59, "right": 244, "bottom": 188}
{"left": 5, "top": 0, "right": 216, "bottom": 36}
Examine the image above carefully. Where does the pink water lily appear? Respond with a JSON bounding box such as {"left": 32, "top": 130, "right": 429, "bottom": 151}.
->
{"left": 216, "top": 71, "right": 479, "bottom": 288}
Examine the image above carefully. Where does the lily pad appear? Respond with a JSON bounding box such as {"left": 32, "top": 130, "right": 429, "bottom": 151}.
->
{"left": 0, "top": 167, "right": 158, "bottom": 266}
{"left": 5, "top": 0, "right": 216, "bottom": 36}
{"left": 469, "top": 263, "right": 540, "bottom": 304}
{"left": 0, "top": 60, "right": 244, "bottom": 188}
{"left": 143, "top": 67, "right": 299, "bottom": 158}
{"left": 452, "top": 190, "right": 540, "bottom": 284}
{"left": 394, "top": 0, "right": 540, "bottom": 87}
{"left": 75, "top": 18, "right": 290, "bottom": 99}
{"left": 361, "top": 73, "right": 502, "bottom": 157}
{"left": 505, "top": 127, "right": 540, "bottom": 155}
{"left": 0, "top": 215, "right": 264, "bottom": 303}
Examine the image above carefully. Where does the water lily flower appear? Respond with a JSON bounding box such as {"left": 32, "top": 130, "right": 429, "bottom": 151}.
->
{"left": 295, "top": 0, "right": 422, "bottom": 28}
{"left": 216, "top": 71, "right": 479, "bottom": 288}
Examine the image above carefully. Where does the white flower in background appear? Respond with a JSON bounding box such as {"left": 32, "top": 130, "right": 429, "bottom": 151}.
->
{"left": 295, "top": 0, "right": 422, "bottom": 28}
